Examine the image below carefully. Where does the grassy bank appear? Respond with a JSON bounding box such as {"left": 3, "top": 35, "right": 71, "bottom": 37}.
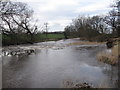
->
{"left": 97, "top": 39, "right": 119, "bottom": 65}
{"left": 2, "top": 33, "right": 65, "bottom": 46}
{"left": 66, "top": 41, "right": 105, "bottom": 46}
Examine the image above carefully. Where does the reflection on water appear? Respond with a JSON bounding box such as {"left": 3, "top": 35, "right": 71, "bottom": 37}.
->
{"left": 2, "top": 39, "right": 118, "bottom": 88}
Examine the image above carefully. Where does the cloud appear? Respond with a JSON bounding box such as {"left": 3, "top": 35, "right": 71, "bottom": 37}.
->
{"left": 37, "top": 0, "right": 78, "bottom": 12}
{"left": 75, "top": 0, "right": 111, "bottom": 14}
{"left": 11, "top": 0, "right": 112, "bottom": 31}
{"left": 47, "top": 17, "right": 72, "bottom": 32}
{"left": 11, "top": 0, "right": 42, "bottom": 2}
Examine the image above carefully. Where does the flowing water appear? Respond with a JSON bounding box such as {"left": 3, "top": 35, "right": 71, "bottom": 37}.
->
{"left": 2, "top": 38, "right": 118, "bottom": 88}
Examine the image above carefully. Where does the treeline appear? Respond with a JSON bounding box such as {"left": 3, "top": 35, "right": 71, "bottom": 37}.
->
{"left": 43, "top": 31, "right": 64, "bottom": 34}
{"left": 64, "top": 1, "right": 120, "bottom": 41}
{"left": 0, "top": 0, "right": 39, "bottom": 46}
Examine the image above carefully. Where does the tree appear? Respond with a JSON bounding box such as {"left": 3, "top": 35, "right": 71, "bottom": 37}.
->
{"left": 104, "top": 0, "right": 120, "bottom": 37}
{"left": 117, "top": 1, "right": 120, "bottom": 37}
{"left": 64, "top": 15, "right": 109, "bottom": 41}
{"left": 0, "top": 0, "right": 38, "bottom": 45}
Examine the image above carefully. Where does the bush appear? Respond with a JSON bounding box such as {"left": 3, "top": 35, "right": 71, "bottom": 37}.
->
{"left": 89, "top": 34, "right": 113, "bottom": 42}
{"left": 2, "top": 34, "right": 32, "bottom": 46}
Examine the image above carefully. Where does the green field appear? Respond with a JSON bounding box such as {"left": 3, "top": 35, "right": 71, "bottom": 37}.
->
{"left": 35, "top": 33, "right": 65, "bottom": 41}
{"left": 2, "top": 33, "right": 65, "bottom": 46}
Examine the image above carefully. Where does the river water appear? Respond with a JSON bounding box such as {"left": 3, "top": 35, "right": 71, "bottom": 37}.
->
{"left": 2, "top": 38, "right": 118, "bottom": 88}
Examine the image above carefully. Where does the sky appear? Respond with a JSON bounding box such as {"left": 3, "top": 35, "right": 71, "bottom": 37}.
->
{"left": 11, "top": 0, "right": 113, "bottom": 32}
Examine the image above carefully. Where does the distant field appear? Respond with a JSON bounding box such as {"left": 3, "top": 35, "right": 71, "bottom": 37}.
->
{"left": 35, "top": 33, "right": 65, "bottom": 41}
{"left": 2, "top": 33, "right": 65, "bottom": 46}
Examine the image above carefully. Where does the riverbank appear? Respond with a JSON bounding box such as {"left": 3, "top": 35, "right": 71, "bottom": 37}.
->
{"left": 97, "top": 38, "right": 120, "bottom": 65}
{"left": 66, "top": 41, "right": 105, "bottom": 46}
{"left": 2, "top": 33, "right": 65, "bottom": 46}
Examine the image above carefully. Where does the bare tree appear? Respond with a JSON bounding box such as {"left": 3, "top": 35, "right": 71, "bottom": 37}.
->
{"left": 104, "top": 0, "right": 120, "bottom": 37}
{"left": 64, "top": 15, "right": 109, "bottom": 41}
{"left": 0, "top": 0, "right": 39, "bottom": 44}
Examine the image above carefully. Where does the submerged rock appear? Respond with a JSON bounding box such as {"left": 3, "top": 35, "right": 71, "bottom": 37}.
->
{"left": 63, "top": 81, "right": 93, "bottom": 88}
{"left": 106, "top": 39, "right": 114, "bottom": 48}
{"left": 2, "top": 47, "right": 35, "bottom": 56}
{"left": 74, "top": 82, "right": 92, "bottom": 88}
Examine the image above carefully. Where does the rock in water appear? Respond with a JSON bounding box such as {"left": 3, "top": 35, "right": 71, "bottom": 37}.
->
{"left": 106, "top": 39, "right": 113, "bottom": 48}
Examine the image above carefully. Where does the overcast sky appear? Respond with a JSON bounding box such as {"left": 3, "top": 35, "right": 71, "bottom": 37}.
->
{"left": 11, "top": 0, "right": 113, "bottom": 32}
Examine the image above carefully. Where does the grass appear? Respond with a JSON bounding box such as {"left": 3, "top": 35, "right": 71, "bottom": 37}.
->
{"left": 34, "top": 33, "right": 65, "bottom": 42}
{"left": 66, "top": 41, "right": 105, "bottom": 46}
{"left": 35, "top": 33, "right": 64, "bottom": 39}
{"left": 97, "top": 44, "right": 119, "bottom": 65}
{"left": 2, "top": 33, "right": 65, "bottom": 46}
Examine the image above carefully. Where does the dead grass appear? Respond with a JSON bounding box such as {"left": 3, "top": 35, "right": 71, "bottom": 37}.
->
{"left": 66, "top": 41, "right": 105, "bottom": 46}
{"left": 97, "top": 44, "right": 119, "bottom": 65}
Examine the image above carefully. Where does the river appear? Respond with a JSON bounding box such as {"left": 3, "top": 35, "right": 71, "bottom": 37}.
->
{"left": 2, "top": 38, "right": 118, "bottom": 88}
